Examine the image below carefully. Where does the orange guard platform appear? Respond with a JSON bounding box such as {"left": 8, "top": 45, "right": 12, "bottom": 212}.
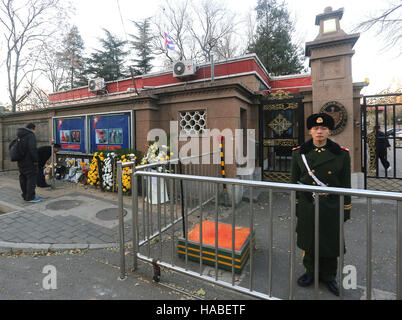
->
{"left": 177, "top": 220, "right": 252, "bottom": 273}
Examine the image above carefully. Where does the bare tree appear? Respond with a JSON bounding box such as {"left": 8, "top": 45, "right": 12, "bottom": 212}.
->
{"left": 150, "top": 0, "right": 243, "bottom": 67}
{"left": 19, "top": 82, "right": 49, "bottom": 110}
{"left": 151, "top": 20, "right": 175, "bottom": 65}
{"left": 0, "top": 0, "right": 69, "bottom": 112}
{"left": 38, "top": 41, "right": 68, "bottom": 93}
{"left": 151, "top": 0, "right": 196, "bottom": 65}
{"left": 214, "top": 33, "right": 239, "bottom": 60}
{"left": 188, "top": 0, "right": 238, "bottom": 62}
{"left": 355, "top": 2, "right": 402, "bottom": 53}
{"left": 245, "top": 11, "right": 257, "bottom": 51}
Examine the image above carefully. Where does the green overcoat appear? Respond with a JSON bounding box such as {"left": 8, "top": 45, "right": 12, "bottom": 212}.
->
{"left": 290, "top": 138, "right": 351, "bottom": 257}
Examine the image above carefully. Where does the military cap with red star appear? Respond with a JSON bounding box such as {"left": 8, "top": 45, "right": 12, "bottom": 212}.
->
{"left": 306, "top": 113, "right": 335, "bottom": 130}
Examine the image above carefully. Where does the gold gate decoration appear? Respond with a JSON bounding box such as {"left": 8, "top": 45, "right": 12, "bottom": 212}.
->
{"left": 264, "top": 90, "right": 299, "bottom": 110}
{"left": 268, "top": 114, "right": 293, "bottom": 136}
{"left": 266, "top": 90, "right": 293, "bottom": 100}
{"left": 263, "top": 172, "right": 291, "bottom": 183}
{"left": 367, "top": 178, "right": 402, "bottom": 192}
{"left": 264, "top": 139, "right": 298, "bottom": 146}
{"left": 367, "top": 130, "right": 377, "bottom": 174}
{"left": 264, "top": 103, "right": 298, "bottom": 111}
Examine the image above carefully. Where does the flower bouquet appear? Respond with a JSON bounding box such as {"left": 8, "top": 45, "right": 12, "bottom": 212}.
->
{"left": 120, "top": 153, "right": 137, "bottom": 194}
{"left": 78, "top": 162, "right": 89, "bottom": 185}
{"left": 98, "top": 151, "right": 137, "bottom": 193}
{"left": 141, "top": 142, "right": 172, "bottom": 169}
{"left": 102, "top": 152, "right": 117, "bottom": 191}
{"left": 64, "top": 158, "right": 78, "bottom": 182}
{"left": 141, "top": 142, "right": 170, "bottom": 204}
{"left": 45, "top": 161, "right": 58, "bottom": 180}
{"left": 87, "top": 152, "right": 104, "bottom": 187}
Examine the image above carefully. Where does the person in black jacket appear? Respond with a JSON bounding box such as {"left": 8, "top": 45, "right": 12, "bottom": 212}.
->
{"left": 374, "top": 125, "right": 392, "bottom": 172}
{"left": 37, "top": 143, "right": 61, "bottom": 187}
{"left": 17, "top": 123, "right": 40, "bottom": 202}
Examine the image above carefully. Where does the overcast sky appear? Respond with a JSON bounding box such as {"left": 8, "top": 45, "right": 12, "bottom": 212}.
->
{"left": 1, "top": 0, "right": 401, "bottom": 106}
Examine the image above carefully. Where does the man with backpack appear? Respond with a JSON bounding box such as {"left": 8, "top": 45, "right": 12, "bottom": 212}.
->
{"left": 10, "top": 123, "right": 41, "bottom": 203}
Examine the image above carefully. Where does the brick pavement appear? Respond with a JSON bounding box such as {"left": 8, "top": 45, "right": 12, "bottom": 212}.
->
{"left": 0, "top": 172, "right": 133, "bottom": 249}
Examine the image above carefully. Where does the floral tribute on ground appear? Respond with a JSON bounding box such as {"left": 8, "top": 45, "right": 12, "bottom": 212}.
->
{"left": 88, "top": 150, "right": 139, "bottom": 194}
{"left": 141, "top": 141, "right": 172, "bottom": 171}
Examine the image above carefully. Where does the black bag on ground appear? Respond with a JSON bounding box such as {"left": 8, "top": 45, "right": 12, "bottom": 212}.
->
{"left": 55, "top": 165, "right": 67, "bottom": 180}
{"left": 9, "top": 138, "right": 25, "bottom": 162}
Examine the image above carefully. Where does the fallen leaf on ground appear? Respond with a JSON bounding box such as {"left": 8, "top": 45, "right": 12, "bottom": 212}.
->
{"left": 196, "top": 288, "right": 206, "bottom": 296}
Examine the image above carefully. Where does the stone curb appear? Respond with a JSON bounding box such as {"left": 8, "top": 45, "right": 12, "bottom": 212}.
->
{"left": 0, "top": 241, "right": 120, "bottom": 253}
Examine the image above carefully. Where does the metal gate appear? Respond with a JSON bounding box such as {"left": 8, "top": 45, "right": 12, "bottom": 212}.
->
{"left": 259, "top": 90, "right": 304, "bottom": 183}
{"left": 362, "top": 93, "right": 402, "bottom": 191}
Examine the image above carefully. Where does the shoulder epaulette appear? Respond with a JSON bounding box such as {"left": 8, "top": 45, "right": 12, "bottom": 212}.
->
{"left": 341, "top": 146, "right": 349, "bottom": 152}
{"left": 292, "top": 146, "right": 301, "bottom": 151}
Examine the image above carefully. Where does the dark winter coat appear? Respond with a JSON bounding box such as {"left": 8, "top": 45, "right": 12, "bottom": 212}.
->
{"left": 375, "top": 131, "right": 390, "bottom": 152}
{"left": 37, "top": 146, "right": 52, "bottom": 167}
{"left": 16, "top": 128, "right": 39, "bottom": 170}
{"left": 290, "top": 138, "right": 351, "bottom": 257}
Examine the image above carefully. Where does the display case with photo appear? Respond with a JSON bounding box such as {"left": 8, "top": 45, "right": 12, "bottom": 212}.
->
{"left": 89, "top": 113, "right": 130, "bottom": 152}
{"left": 54, "top": 117, "right": 86, "bottom": 153}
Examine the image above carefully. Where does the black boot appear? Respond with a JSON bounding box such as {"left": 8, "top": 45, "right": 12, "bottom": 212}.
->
{"left": 38, "top": 184, "right": 51, "bottom": 188}
{"left": 325, "top": 280, "right": 340, "bottom": 296}
{"left": 297, "top": 273, "right": 314, "bottom": 287}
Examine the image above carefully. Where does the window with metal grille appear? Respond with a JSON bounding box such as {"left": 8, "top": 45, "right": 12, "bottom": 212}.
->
{"left": 179, "top": 110, "right": 206, "bottom": 136}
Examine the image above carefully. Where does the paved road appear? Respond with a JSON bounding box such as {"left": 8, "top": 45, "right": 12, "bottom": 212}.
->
{"left": 0, "top": 247, "right": 255, "bottom": 301}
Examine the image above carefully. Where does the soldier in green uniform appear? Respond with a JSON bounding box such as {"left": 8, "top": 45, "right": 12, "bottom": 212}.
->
{"left": 290, "top": 113, "right": 351, "bottom": 296}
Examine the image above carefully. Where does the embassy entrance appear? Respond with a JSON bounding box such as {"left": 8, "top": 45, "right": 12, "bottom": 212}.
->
{"left": 361, "top": 92, "right": 402, "bottom": 192}
{"left": 259, "top": 90, "right": 304, "bottom": 182}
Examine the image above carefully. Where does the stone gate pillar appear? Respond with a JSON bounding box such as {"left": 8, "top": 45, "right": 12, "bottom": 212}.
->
{"left": 305, "top": 7, "right": 366, "bottom": 188}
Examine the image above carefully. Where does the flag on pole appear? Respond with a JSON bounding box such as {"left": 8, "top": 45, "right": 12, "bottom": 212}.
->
{"left": 93, "top": 116, "right": 100, "bottom": 129}
{"left": 164, "top": 32, "right": 175, "bottom": 51}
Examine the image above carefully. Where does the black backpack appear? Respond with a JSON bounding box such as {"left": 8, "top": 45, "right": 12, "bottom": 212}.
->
{"left": 9, "top": 138, "right": 25, "bottom": 162}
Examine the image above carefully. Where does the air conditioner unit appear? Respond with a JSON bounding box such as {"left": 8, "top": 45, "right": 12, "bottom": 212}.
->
{"left": 173, "top": 60, "right": 197, "bottom": 78}
{"left": 88, "top": 78, "right": 105, "bottom": 92}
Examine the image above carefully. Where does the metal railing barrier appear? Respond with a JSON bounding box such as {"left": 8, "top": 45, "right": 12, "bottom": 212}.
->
{"left": 116, "top": 151, "right": 220, "bottom": 278}
{"left": 117, "top": 156, "right": 402, "bottom": 300}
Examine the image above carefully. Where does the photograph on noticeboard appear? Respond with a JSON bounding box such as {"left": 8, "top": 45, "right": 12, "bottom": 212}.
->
{"left": 60, "top": 130, "right": 71, "bottom": 143}
{"left": 108, "top": 128, "right": 123, "bottom": 144}
{"left": 95, "top": 129, "right": 108, "bottom": 144}
{"left": 71, "top": 130, "right": 81, "bottom": 143}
